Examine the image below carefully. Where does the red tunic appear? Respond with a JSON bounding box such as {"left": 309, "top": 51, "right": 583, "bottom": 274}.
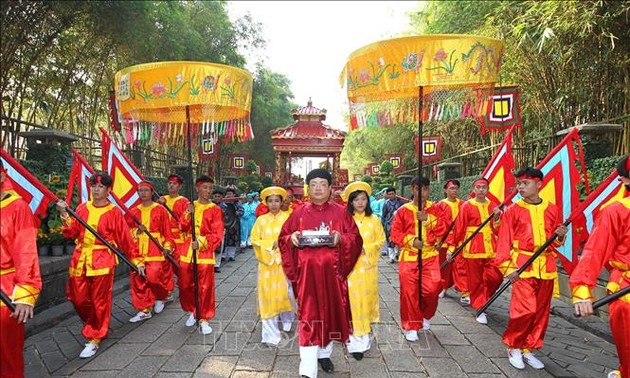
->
{"left": 127, "top": 203, "right": 176, "bottom": 311}
{"left": 164, "top": 195, "right": 190, "bottom": 247}
{"left": 177, "top": 201, "right": 224, "bottom": 320}
{"left": 1, "top": 194, "right": 41, "bottom": 378}
{"left": 570, "top": 197, "right": 630, "bottom": 377}
{"left": 279, "top": 201, "right": 362, "bottom": 347}
{"left": 390, "top": 201, "right": 447, "bottom": 329}
{"left": 494, "top": 198, "right": 564, "bottom": 350}
{"left": 436, "top": 198, "right": 468, "bottom": 293}
{"left": 449, "top": 198, "right": 498, "bottom": 258}
{"left": 62, "top": 200, "right": 137, "bottom": 342}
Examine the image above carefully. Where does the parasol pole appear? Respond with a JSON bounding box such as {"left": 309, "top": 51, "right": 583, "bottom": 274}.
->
{"left": 186, "top": 105, "right": 201, "bottom": 327}
{"left": 417, "top": 85, "right": 424, "bottom": 307}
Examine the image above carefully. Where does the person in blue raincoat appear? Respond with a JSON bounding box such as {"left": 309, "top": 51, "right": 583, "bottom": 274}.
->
{"left": 240, "top": 192, "right": 259, "bottom": 248}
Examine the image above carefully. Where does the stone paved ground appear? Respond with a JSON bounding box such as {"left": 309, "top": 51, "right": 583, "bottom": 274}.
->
{"left": 24, "top": 250, "right": 620, "bottom": 377}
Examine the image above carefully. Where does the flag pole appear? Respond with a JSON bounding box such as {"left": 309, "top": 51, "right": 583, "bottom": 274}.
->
{"left": 186, "top": 105, "right": 201, "bottom": 326}
{"left": 417, "top": 85, "right": 424, "bottom": 306}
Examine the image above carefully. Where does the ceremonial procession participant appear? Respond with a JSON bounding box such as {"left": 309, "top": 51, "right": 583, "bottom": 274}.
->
{"left": 436, "top": 180, "right": 469, "bottom": 303}
{"left": 494, "top": 167, "right": 567, "bottom": 370}
{"left": 223, "top": 188, "right": 242, "bottom": 261}
{"left": 370, "top": 189, "right": 385, "bottom": 219}
{"left": 285, "top": 187, "right": 303, "bottom": 212}
{"left": 211, "top": 188, "right": 227, "bottom": 272}
{"left": 158, "top": 174, "right": 190, "bottom": 298}
{"left": 251, "top": 186, "right": 295, "bottom": 346}
{"left": 390, "top": 176, "right": 447, "bottom": 341}
{"left": 0, "top": 161, "right": 42, "bottom": 377}
{"left": 382, "top": 187, "right": 404, "bottom": 262}
{"left": 570, "top": 155, "right": 630, "bottom": 378}
{"left": 279, "top": 169, "right": 362, "bottom": 378}
{"left": 57, "top": 172, "right": 138, "bottom": 358}
{"left": 343, "top": 181, "right": 385, "bottom": 360}
{"left": 178, "top": 175, "right": 224, "bottom": 334}
{"left": 449, "top": 178, "right": 502, "bottom": 324}
{"left": 240, "top": 192, "right": 258, "bottom": 248}
{"left": 127, "top": 180, "right": 175, "bottom": 322}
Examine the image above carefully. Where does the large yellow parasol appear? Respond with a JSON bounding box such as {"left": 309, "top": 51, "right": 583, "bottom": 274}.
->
{"left": 113, "top": 61, "right": 254, "bottom": 325}
{"left": 341, "top": 34, "right": 504, "bottom": 303}
{"left": 114, "top": 61, "right": 254, "bottom": 145}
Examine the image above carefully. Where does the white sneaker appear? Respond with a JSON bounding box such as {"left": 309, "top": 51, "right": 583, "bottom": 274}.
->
{"left": 608, "top": 370, "right": 621, "bottom": 378}
{"left": 154, "top": 300, "right": 165, "bottom": 314}
{"left": 523, "top": 352, "right": 545, "bottom": 369}
{"left": 507, "top": 348, "right": 525, "bottom": 369}
{"left": 79, "top": 342, "right": 99, "bottom": 358}
{"left": 404, "top": 330, "right": 419, "bottom": 342}
{"left": 200, "top": 321, "right": 213, "bottom": 335}
{"left": 164, "top": 294, "right": 175, "bottom": 303}
{"left": 129, "top": 311, "right": 152, "bottom": 323}
{"left": 438, "top": 289, "right": 445, "bottom": 298}
{"left": 282, "top": 321, "right": 292, "bottom": 332}
{"left": 422, "top": 318, "right": 431, "bottom": 330}
{"left": 475, "top": 312, "right": 488, "bottom": 325}
{"left": 460, "top": 296, "right": 470, "bottom": 305}
{"left": 185, "top": 313, "right": 196, "bottom": 327}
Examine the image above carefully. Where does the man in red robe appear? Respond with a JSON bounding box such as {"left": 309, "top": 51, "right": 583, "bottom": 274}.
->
{"left": 178, "top": 175, "right": 224, "bottom": 335}
{"left": 449, "top": 178, "right": 503, "bottom": 325}
{"left": 279, "top": 169, "right": 362, "bottom": 378}
{"left": 0, "top": 161, "right": 42, "bottom": 378}
{"left": 158, "top": 174, "right": 190, "bottom": 299}
{"left": 127, "top": 181, "right": 175, "bottom": 322}
{"left": 435, "top": 179, "right": 469, "bottom": 304}
{"left": 571, "top": 155, "right": 630, "bottom": 378}
{"left": 57, "top": 171, "right": 138, "bottom": 358}
{"left": 390, "top": 176, "right": 447, "bottom": 341}
{"left": 494, "top": 167, "right": 567, "bottom": 370}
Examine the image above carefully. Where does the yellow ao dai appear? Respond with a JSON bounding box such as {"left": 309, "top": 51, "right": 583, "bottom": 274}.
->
{"left": 348, "top": 212, "right": 385, "bottom": 335}
{"left": 251, "top": 211, "right": 293, "bottom": 319}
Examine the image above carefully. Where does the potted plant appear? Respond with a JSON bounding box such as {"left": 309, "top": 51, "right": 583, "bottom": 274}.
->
{"left": 47, "top": 219, "right": 65, "bottom": 256}
{"left": 37, "top": 228, "right": 50, "bottom": 256}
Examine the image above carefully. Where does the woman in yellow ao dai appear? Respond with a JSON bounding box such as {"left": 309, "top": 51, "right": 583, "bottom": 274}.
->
{"left": 251, "top": 186, "right": 295, "bottom": 346}
{"left": 343, "top": 181, "right": 386, "bottom": 360}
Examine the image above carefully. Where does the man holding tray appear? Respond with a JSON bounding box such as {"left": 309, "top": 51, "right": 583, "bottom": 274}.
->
{"left": 279, "top": 168, "right": 363, "bottom": 378}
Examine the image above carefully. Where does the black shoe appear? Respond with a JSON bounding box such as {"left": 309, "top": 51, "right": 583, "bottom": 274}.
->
{"left": 214, "top": 267, "right": 221, "bottom": 273}
{"left": 318, "top": 358, "right": 334, "bottom": 373}
{"left": 351, "top": 352, "right": 364, "bottom": 361}
{"left": 301, "top": 376, "right": 310, "bottom": 378}
{"left": 228, "top": 257, "right": 235, "bottom": 262}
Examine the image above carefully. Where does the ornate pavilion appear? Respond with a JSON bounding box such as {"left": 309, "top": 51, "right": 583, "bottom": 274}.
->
{"left": 270, "top": 99, "right": 347, "bottom": 197}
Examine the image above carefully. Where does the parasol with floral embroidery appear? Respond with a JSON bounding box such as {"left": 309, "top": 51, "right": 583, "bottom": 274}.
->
{"left": 113, "top": 61, "right": 254, "bottom": 327}
{"left": 340, "top": 34, "right": 504, "bottom": 304}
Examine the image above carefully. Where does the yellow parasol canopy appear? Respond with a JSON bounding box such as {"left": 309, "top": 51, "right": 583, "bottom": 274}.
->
{"left": 114, "top": 61, "right": 254, "bottom": 143}
{"left": 341, "top": 35, "right": 504, "bottom": 104}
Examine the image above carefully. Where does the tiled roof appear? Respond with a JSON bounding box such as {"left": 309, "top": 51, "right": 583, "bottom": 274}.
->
{"left": 270, "top": 121, "right": 346, "bottom": 139}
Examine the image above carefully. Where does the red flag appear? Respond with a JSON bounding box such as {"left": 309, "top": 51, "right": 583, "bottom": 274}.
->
{"left": 482, "top": 126, "right": 516, "bottom": 207}
{"left": 101, "top": 127, "right": 144, "bottom": 209}
{"left": 1, "top": 148, "right": 54, "bottom": 220}
{"left": 67, "top": 148, "right": 130, "bottom": 211}
{"left": 570, "top": 169, "right": 629, "bottom": 256}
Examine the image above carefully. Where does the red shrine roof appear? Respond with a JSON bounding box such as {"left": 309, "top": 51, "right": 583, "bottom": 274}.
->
{"left": 270, "top": 121, "right": 346, "bottom": 139}
{"left": 270, "top": 99, "right": 346, "bottom": 140}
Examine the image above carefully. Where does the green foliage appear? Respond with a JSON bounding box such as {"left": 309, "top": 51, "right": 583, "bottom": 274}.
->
{"left": 237, "top": 181, "right": 249, "bottom": 193}
{"left": 261, "top": 176, "right": 273, "bottom": 187}
{"left": 587, "top": 155, "right": 623, "bottom": 189}
{"left": 248, "top": 181, "right": 263, "bottom": 193}
{"left": 361, "top": 175, "right": 373, "bottom": 184}
{"left": 380, "top": 161, "right": 394, "bottom": 176}
{"left": 245, "top": 160, "right": 258, "bottom": 174}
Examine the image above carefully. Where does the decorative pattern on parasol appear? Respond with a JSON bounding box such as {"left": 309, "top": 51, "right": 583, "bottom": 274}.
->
{"left": 114, "top": 61, "right": 254, "bottom": 145}
{"left": 341, "top": 35, "right": 504, "bottom": 130}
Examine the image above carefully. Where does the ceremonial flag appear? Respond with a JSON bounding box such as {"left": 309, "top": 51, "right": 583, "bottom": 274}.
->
{"left": 570, "top": 169, "right": 629, "bottom": 254}
{"left": 511, "top": 128, "right": 589, "bottom": 272}
{"left": 414, "top": 135, "right": 442, "bottom": 162}
{"left": 0, "top": 148, "right": 52, "bottom": 219}
{"left": 482, "top": 126, "right": 516, "bottom": 207}
{"left": 101, "top": 127, "right": 144, "bottom": 209}
{"left": 479, "top": 85, "right": 522, "bottom": 135}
